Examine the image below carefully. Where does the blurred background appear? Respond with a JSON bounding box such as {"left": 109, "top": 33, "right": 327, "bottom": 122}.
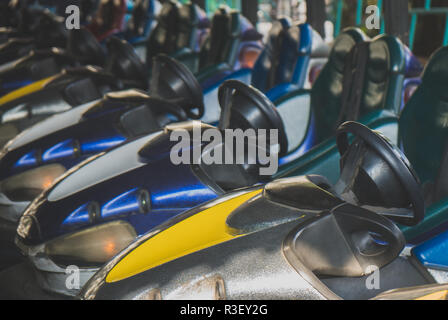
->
{"left": 16, "top": 0, "right": 447, "bottom": 63}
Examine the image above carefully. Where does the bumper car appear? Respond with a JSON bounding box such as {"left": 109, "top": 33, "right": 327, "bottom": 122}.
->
{"left": 0, "top": 27, "right": 107, "bottom": 97}
{"left": 275, "top": 46, "right": 448, "bottom": 244}
{"left": 0, "top": 17, "right": 324, "bottom": 227}
{"left": 0, "top": 36, "right": 148, "bottom": 147}
{"left": 0, "top": 54, "right": 202, "bottom": 222}
{"left": 74, "top": 121, "right": 448, "bottom": 300}
{"left": 0, "top": 79, "right": 316, "bottom": 296}
{"left": 86, "top": 0, "right": 127, "bottom": 42}
{"left": 205, "top": 19, "right": 329, "bottom": 100}
{"left": 0, "top": 29, "right": 415, "bottom": 291}
{"left": 0, "top": 1, "right": 207, "bottom": 136}
{"left": 2, "top": 60, "right": 409, "bottom": 296}
{"left": 0, "top": 17, "right": 322, "bottom": 166}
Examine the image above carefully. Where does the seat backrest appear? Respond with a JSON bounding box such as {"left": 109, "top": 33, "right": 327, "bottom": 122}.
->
{"left": 311, "top": 28, "right": 366, "bottom": 143}
{"left": 198, "top": 7, "right": 242, "bottom": 70}
{"left": 399, "top": 47, "right": 448, "bottom": 190}
{"left": 145, "top": 0, "right": 180, "bottom": 62}
{"left": 252, "top": 21, "right": 326, "bottom": 92}
{"left": 250, "top": 18, "right": 291, "bottom": 92}
{"left": 126, "top": 0, "right": 154, "bottom": 38}
{"left": 312, "top": 30, "right": 407, "bottom": 144}
{"left": 145, "top": 1, "right": 202, "bottom": 64}
{"left": 361, "top": 35, "right": 406, "bottom": 116}
{"left": 175, "top": 2, "right": 202, "bottom": 52}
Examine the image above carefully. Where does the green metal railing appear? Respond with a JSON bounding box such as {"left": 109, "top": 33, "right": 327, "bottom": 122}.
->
{"left": 177, "top": 0, "right": 242, "bottom": 15}
{"left": 409, "top": 0, "right": 448, "bottom": 50}
{"left": 205, "top": 0, "right": 241, "bottom": 15}
{"left": 333, "top": 0, "right": 448, "bottom": 49}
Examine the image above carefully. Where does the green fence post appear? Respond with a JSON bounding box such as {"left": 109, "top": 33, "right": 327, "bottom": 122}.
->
{"left": 335, "top": 0, "right": 343, "bottom": 37}
{"left": 377, "top": 0, "right": 385, "bottom": 34}
{"left": 356, "top": 0, "right": 363, "bottom": 26}
{"left": 409, "top": 13, "right": 417, "bottom": 50}
{"left": 444, "top": 13, "right": 448, "bottom": 46}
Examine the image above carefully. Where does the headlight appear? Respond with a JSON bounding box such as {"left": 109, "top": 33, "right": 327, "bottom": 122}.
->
{"left": 45, "top": 220, "right": 137, "bottom": 267}
{"left": 1, "top": 164, "right": 66, "bottom": 202}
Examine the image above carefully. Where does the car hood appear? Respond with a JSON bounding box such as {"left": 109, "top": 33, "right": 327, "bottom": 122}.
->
{"left": 18, "top": 130, "right": 219, "bottom": 244}
{"left": 79, "top": 176, "right": 343, "bottom": 299}
{"left": 5, "top": 100, "right": 99, "bottom": 152}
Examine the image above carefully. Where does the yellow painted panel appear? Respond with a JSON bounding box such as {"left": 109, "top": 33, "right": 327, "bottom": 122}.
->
{"left": 0, "top": 76, "right": 57, "bottom": 106}
{"left": 415, "top": 290, "right": 448, "bottom": 300}
{"left": 106, "top": 189, "right": 262, "bottom": 283}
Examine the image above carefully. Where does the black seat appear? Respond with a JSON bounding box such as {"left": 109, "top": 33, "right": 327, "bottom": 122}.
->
{"left": 251, "top": 18, "right": 291, "bottom": 92}
{"left": 144, "top": 1, "right": 202, "bottom": 65}
{"left": 290, "top": 204, "right": 405, "bottom": 277}
{"left": 176, "top": 2, "right": 203, "bottom": 53}
{"left": 198, "top": 7, "right": 242, "bottom": 70}
{"left": 312, "top": 29, "right": 407, "bottom": 144}
{"left": 126, "top": 0, "right": 153, "bottom": 38}
{"left": 399, "top": 46, "right": 448, "bottom": 205}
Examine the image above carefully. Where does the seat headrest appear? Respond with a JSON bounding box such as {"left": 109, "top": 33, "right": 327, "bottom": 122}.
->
{"left": 176, "top": 3, "right": 201, "bottom": 49}
{"left": 328, "top": 27, "right": 367, "bottom": 73}
{"left": 146, "top": 0, "right": 181, "bottom": 62}
{"left": 67, "top": 27, "right": 106, "bottom": 65}
{"left": 199, "top": 7, "right": 242, "bottom": 69}
{"left": 277, "top": 23, "right": 311, "bottom": 83}
{"left": 251, "top": 18, "right": 292, "bottom": 91}
{"left": 359, "top": 34, "right": 406, "bottom": 116}
{"left": 127, "top": 0, "right": 153, "bottom": 37}
{"left": 367, "top": 34, "right": 406, "bottom": 83}
{"left": 210, "top": 7, "right": 232, "bottom": 36}
{"left": 156, "top": 0, "right": 180, "bottom": 29}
